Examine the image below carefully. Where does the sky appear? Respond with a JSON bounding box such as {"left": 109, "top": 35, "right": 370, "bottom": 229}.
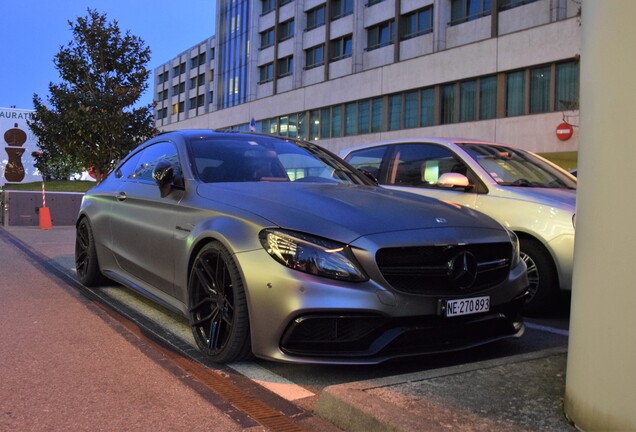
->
{"left": 1, "top": 0, "right": 216, "bottom": 110}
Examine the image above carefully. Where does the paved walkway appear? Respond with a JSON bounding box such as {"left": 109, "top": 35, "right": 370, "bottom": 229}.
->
{"left": 0, "top": 227, "right": 258, "bottom": 432}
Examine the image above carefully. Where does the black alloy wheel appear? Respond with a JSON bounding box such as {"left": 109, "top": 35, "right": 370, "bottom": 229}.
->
{"left": 519, "top": 238, "right": 558, "bottom": 315}
{"left": 189, "top": 241, "right": 252, "bottom": 363}
{"left": 75, "top": 218, "right": 104, "bottom": 287}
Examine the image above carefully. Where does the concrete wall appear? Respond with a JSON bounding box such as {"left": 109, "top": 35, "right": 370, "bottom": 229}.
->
{"left": 1, "top": 191, "right": 83, "bottom": 227}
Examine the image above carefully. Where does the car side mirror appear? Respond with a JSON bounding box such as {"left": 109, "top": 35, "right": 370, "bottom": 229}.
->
{"left": 153, "top": 161, "right": 176, "bottom": 198}
{"left": 437, "top": 173, "right": 473, "bottom": 191}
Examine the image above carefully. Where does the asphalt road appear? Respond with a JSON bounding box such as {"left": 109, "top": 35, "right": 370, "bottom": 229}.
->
{"left": 1, "top": 226, "right": 571, "bottom": 429}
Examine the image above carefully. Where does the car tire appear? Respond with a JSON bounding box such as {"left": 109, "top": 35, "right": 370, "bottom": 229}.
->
{"left": 519, "top": 238, "right": 558, "bottom": 315}
{"left": 189, "top": 241, "right": 252, "bottom": 363}
{"left": 75, "top": 218, "right": 105, "bottom": 287}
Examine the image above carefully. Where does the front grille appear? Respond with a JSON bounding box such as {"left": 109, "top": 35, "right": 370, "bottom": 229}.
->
{"left": 376, "top": 243, "right": 512, "bottom": 294}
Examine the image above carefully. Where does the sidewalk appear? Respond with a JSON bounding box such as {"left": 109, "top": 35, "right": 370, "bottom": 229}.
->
{"left": 2, "top": 226, "right": 575, "bottom": 432}
{"left": 0, "top": 226, "right": 254, "bottom": 432}
{"left": 315, "top": 348, "right": 572, "bottom": 431}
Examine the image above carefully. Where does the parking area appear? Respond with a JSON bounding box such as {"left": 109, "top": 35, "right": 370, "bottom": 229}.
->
{"left": 1, "top": 225, "right": 574, "bottom": 431}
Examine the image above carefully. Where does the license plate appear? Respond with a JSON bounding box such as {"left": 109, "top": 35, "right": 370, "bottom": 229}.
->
{"left": 442, "top": 296, "right": 490, "bottom": 317}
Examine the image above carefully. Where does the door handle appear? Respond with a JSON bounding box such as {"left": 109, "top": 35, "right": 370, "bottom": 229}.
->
{"left": 116, "top": 192, "right": 127, "bottom": 202}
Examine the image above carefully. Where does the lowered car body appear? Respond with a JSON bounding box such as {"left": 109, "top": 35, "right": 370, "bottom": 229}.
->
{"left": 75, "top": 130, "right": 528, "bottom": 364}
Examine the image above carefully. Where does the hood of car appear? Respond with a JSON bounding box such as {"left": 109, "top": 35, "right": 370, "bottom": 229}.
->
{"left": 197, "top": 182, "right": 503, "bottom": 243}
{"left": 498, "top": 186, "right": 576, "bottom": 211}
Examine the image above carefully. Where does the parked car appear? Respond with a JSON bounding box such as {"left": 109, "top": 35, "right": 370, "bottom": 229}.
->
{"left": 341, "top": 138, "right": 576, "bottom": 314}
{"left": 75, "top": 130, "right": 528, "bottom": 364}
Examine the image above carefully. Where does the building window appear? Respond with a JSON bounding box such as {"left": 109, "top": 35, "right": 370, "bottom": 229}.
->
{"left": 506, "top": 70, "right": 525, "bottom": 117}
{"left": 331, "top": 0, "right": 353, "bottom": 20}
{"left": 305, "top": 45, "right": 324, "bottom": 69}
{"left": 189, "top": 77, "right": 197, "bottom": 90}
{"left": 441, "top": 84, "right": 456, "bottom": 124}
{"left": 310, "top": 110, "right": 320, "bottom": 140}
{"left": 260, "top": 28, "right": 274, "bottom": 49}
{"left": 259, "top": 63, "right": 273, "bottom": 83}
{"left": 278, "top": 19, "right": 295, "bottom": 42}
{"left": 190, "top": 57, "right": 199, "bottom": 69}
{"left": 499, "top": 0, "right": 539, "bottom": 11}
{"left": 277, "top": 56, "right": 294, "bottom": 77}
{"left": 479, "top": 75, "right": 497, "bottom": 120}
{"left": 330, "top": 34, "right": 352, "bottom": 61}
{"left": 460, "top": 80, "right": 476, "bottom": 122}
{"left": 262, "top": 0, "right": 274, "bottom": 14}
{"left": 306, "top": 5, "right": 326, "bottom": 30}
{"left": 357, "top": 100, "right": 370, "bottom": 134}
{"left": 210, "top": 48, "right": 215, "bottom": 60}
{"left": 344, "top": 102, "right": 356, "bottom": 136}
{"left": 198, "top": 52, "right": 206, "bottom": 66}
{"left": 218, "top": 0, "right": 250, "bottom": 109}
{"left": 157, "top": 72, "right": 169, "bottom": 83}
{"left": 420, "top": 88, "right": 434, "bottom": 126}
{"left": 331, "top": 105, "right": 342, "bottom": 137}
{"left": 157, "top": 89, "right": 168, "bottom": 101}
{"left": 172, "top": 62, "right": 186, "bottom": 75}
{"left": 209, "top": 91, "right": 214, "bottom": 104}
{"left": 371, "top": 97, "right": 383, "bottom": 132}
{"left": 450, "top": 0, "right": 492, "bottom": 25}
{"left": 172, "top": 82, "right": 185, "bottom": 95}
{"left": 401, "top": 6, "right": 433, "bottom": 40}
{"left": 367, "top": 0, "right": 384, "bottom": 6}
{"left": 530, "top": 66, "right": 550, "bottom": 114}
{"left": 320, "top": 107, "right": 331, "bottom": 138}
{"left": 367, "top": 20, "right": 395, "bottom": 51}
{"left": 404, "top": 91, "right": 418, "bottom": 128}
{"left": 555, "top": 61, "right": 579, "bottom": 111}
{"left": 189, "top": 97, "right": 197, "bottom": 110}
{"left": 172, "top": 101, "right": 184, "bottom": 115}
{"left": 388, "top": 94, "right": 402, "bottom": 131}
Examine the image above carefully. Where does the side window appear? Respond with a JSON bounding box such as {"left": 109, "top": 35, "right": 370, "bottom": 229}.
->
{"left": 344, "top": 146, "right": 389, "bottom": 181}
{"left": 130, "top": 142, "right": 180, "bottom": 183}
{"left": 114, "top": 152, "right": 142, "bottom": 180}
{"left": 388, "top": 144, "right": 470, "bottom": 188}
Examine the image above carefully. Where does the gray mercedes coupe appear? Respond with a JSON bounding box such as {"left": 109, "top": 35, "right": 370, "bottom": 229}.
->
{"left": 75, "top": 130, "right": 528, "bottom": 364}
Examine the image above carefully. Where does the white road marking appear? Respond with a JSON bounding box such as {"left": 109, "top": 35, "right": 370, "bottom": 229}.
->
{"left": 228, "top": 362, "right": 315, "bottom": 401}
{"left": 525, "top": 322, "right": 570, "bottom": 337}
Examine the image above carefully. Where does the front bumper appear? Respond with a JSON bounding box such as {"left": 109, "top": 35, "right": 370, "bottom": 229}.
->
{"left": 236, "top": 244, "right": 528, "bottom": 364}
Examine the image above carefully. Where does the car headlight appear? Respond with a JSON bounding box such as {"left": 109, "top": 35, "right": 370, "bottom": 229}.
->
{"left": 259, "top": 229, "right": 368, "bottom": 282}
{"left": 506, "top": 228, "right": 521, "bottom": 268}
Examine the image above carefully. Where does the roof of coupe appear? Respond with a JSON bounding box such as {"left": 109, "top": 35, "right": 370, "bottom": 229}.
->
{"left": 75, "top": 130, "right": 528, "bottom": 364}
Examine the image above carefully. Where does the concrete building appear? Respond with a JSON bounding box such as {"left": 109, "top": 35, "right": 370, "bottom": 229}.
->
{"left": 153, "top": 0, "right": 581, "bottom": 165}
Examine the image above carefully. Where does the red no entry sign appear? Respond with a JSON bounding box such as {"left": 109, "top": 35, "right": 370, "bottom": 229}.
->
{"left": 556, "top": 122, "right": 574, "bottom": 141}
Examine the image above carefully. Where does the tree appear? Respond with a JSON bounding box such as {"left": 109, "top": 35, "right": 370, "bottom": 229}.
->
{"left": 28, "top": 9, "right": 157, "bottom": 181}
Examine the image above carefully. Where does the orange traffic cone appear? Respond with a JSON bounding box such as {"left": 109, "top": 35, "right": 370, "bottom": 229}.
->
{"left": 39, "top": 181, "right": 53, "bottom": 230}
{"left": 39, "top": 206, "right": 52, "bottom": 230}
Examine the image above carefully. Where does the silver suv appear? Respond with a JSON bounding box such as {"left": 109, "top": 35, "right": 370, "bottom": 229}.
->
{"left": 341, "top": 138, "right": 576, "bottom": 314}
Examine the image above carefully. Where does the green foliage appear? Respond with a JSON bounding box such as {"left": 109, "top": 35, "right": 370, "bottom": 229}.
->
{"left": 28, "top": 8, "right": 158, "bottom": 181}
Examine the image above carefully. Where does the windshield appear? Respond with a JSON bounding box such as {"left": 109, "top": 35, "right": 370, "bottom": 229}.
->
{"left": 189, "top": 134, "right": 371, "bottom": 185}
{"left": 458, "top": 143, "right": 577, "bottom": 189}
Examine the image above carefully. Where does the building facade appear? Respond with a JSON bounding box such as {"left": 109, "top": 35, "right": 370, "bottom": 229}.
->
{"left": 153, "top": 0, "right": 581, "bottom": 164}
